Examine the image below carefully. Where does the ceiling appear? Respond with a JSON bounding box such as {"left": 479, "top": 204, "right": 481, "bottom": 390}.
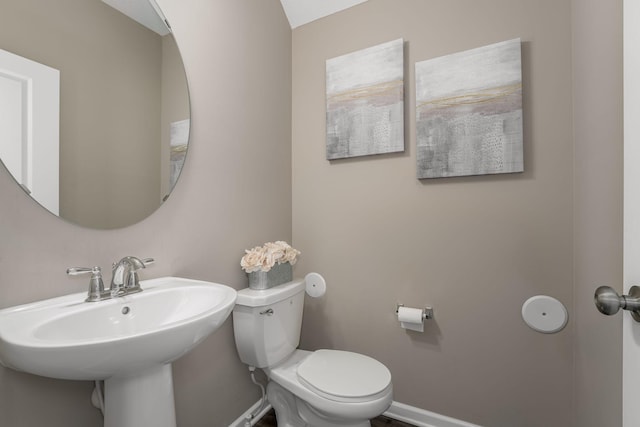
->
{"left": 279, "top": 0, "right": 369, "bottom": 29}
{"left": 103, "top": 0, "right": 368, "bottom": 34}
{"left": 101, "top": 0, "right": 170, "bottom": 35}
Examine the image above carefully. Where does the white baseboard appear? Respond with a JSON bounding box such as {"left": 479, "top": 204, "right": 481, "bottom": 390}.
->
{"left": 230, "top": 399, "right": 481, "bottom": 427}
{"left": 384, "top": 401, "right": 483, "bottom": 427}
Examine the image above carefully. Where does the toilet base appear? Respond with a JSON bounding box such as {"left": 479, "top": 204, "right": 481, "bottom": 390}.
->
{"left": 267, "top": 381, "right": 371, "bottom": 427}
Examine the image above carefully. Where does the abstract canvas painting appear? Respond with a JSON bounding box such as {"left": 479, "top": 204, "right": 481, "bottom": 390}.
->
{"left": 415, "top": 38, "right": 523, "bottom": 179}
{"left": 170, "top": 119, "right": 189, "bottom": 191}
{"left": 326, "top": 38, "right": 404, "bottom": 160}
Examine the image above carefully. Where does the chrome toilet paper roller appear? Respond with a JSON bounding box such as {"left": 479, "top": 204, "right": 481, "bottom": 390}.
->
{"left": 395, "top": 303, "right": 433, "bottom": 332}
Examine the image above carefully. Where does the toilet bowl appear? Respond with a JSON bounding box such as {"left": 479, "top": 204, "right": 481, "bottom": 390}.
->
{"left": 232, "top": 279, "right": 393, "bottom": 426}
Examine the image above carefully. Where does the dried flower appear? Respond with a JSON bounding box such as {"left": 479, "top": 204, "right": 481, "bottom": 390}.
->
{"left": 240, "top": 241, "right": 301, "bottom": 273}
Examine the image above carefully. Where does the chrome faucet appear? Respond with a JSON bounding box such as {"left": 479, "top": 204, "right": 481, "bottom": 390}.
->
{"left": 67, "top": 256, "right": 154, "bottom": 302}
{"left": 110, "top": 256, "right": 153, "bottom": 296}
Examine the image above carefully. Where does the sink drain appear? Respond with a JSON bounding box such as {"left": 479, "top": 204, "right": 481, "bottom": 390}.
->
{"left": 122, "top": 306, "right": 130, "bottom": 315}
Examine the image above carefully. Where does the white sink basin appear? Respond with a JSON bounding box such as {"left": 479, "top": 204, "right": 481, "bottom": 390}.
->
{"left": 0, "top": 276, "right": 236, "bottom": 379}
{"left": 0, "top": 276, "right": 237, "bottom": 427}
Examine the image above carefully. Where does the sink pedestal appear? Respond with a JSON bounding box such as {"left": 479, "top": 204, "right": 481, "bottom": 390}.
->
{"left": 104, "top": 364, "right": 176, "bottom": 427}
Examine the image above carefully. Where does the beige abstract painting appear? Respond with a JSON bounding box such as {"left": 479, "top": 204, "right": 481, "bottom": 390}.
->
{"left": 415, "top": 39, "right": 523, "bottom": 179}
{"left": 326, "top": 38, "right": 404, "bottom": 160}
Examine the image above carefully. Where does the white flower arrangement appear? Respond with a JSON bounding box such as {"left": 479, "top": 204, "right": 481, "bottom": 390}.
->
{"left": 240, "top": 241, "right": 301, "bottom": 273}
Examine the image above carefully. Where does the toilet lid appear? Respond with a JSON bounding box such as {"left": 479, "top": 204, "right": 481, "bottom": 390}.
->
{"left": 297, "top": 350, "right": 391, "bottom": 401}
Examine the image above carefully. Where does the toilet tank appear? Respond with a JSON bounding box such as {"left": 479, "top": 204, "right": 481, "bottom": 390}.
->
{"left": 233, "top": 279, "right": 305, "bottom": 368}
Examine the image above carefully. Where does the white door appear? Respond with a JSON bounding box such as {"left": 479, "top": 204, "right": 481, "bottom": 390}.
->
{"left": 0, "top": 49, "right": 59, "bottom": 215}
{"left": 624, "top": 0, "right": 640, "bottom": 425}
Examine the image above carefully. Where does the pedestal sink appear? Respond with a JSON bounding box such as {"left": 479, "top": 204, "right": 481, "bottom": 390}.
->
{"left": 0, "top": 276, "right": 237, "bottom": 427}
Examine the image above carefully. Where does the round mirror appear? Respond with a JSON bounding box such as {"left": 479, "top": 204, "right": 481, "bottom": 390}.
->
{"left": 0, "top": 0, "right": 190, "bottom": 229}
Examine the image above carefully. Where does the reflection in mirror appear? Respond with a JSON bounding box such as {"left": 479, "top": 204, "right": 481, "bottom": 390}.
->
{"left": 0, "top": 0, "right": 190, "bottom": 229}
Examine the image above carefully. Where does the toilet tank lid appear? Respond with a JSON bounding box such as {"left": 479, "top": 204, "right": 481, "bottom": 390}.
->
{"left": 236, "top": 279, "right": 305, "bottom": 306}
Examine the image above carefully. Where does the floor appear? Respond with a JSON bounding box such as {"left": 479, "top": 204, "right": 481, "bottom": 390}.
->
{"left": 255, "top": 409, "right": 416, "bottom": 427}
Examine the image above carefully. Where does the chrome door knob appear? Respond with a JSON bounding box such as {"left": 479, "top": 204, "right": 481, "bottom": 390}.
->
{"left": 594, "top": 286, "right": 625, "bottom": 315}
{"left": 594, "top": 285, "right": 640, "bottom": 322}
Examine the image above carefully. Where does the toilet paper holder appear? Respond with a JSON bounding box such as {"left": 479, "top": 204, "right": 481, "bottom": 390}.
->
{"left": 395, "top": 303, "right": 434, "bottom": 320}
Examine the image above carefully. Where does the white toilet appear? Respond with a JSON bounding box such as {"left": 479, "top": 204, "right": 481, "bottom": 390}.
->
{"left": 233, "top": 279, "right": 393, "bottom": 427}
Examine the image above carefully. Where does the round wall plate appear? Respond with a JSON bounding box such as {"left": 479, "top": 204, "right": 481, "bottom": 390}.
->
{"left": 522, "top": 295, "right": 568, "bottom": 334}
{"left": 304, "top": 272, "right": 326, "bottom": 298}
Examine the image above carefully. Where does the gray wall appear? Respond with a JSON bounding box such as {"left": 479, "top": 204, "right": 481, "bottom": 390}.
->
{"left": 0, "top": 0, "right": 292, "bottom": 426}
{"left": 0, "top": 0, "right": 624, "bottom": 426}
{"left": 572, "top": 0, "right": 623, "bottom": 426}
{"left": 292, "top": 1, "right": 574, "bottom": 426}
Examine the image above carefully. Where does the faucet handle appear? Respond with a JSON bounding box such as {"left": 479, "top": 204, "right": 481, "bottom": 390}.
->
{"left": 67, "top": 266, "right": 98, "bottom": 276}
{"left": 141, "top": 258, "right": 154, "bottom": 266}
{"left": 67, "top": 266, "right": 107, "bottom": 302}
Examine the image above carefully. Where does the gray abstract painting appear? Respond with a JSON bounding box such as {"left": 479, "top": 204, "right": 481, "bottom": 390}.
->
{"left": 415, "top": 38, "right": 523, "bottom": 178}
{"left": 326, "top": 38, "right": 404, "bottom": 160}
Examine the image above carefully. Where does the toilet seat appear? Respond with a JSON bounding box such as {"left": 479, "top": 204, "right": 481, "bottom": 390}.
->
{"left": 266, "top": 350, "right": 393, "bottom": 422}
{"left": 297, "top": 349, "right": 392, "bottom": 403}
